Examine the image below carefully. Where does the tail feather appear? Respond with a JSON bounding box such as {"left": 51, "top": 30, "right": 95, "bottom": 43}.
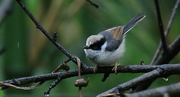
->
{"left": 123, "top": 13, "right": 146, "bottom": 35}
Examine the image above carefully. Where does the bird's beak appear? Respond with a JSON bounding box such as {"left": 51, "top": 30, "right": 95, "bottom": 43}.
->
{"left": 83, "top": 46, "right": 89, "bottom": 49}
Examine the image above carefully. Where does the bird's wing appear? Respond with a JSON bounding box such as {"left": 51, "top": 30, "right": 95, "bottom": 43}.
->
{"left": 98, "top": 26, "right": 124, "bottom": 51}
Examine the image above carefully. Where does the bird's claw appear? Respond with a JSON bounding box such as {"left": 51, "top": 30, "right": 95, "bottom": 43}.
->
{"left": 112, "top": 62, "right": 120, "bottom": 74}
{"left": 93, "top": 65, "right": 99, "bottom": 73}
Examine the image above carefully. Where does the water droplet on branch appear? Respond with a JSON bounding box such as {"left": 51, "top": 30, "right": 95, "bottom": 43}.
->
{"left": 163, "top": 77, "right": 168, "bottom": 81}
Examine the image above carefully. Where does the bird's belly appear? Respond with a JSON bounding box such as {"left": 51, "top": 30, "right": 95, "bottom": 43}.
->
{"left": 94, "top": 51, "right": 122, "bottom": 66}
{"left": 85, "top": 50, "right": 123, "bottom": 66}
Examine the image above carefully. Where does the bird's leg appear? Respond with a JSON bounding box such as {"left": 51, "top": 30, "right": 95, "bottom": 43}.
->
{"left": 112, "top": 62, "right": 120, "bottom": 74}
{"left": 93, "top": 65, "right": 99, "bottom": 73}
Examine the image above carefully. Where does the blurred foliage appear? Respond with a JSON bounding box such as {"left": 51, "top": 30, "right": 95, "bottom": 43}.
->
{"left": 0, "top": 0, "right": 180, "bottom": 96}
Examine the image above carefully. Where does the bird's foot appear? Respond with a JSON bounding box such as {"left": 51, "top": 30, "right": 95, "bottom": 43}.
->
{"left": 93, "top": 65, "right": 99, "bottom": 73}
{"left": 112, "top": 62, "right": 120, "bottom": 74}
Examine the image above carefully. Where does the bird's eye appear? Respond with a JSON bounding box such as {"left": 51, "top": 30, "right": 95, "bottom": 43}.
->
{"left": 89, "top": 44, "right": 100, "bottom": 50}
{"left": 92, "top": 46, "right": 98, "bottom": 50}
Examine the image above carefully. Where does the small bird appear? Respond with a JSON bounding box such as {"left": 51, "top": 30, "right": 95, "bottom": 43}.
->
{"left": 84, "top": 13, "right": 146, "bottom": 73}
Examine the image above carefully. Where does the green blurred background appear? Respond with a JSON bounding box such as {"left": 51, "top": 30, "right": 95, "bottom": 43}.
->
{"left": 0, "top": 0, "right": 179, "bottom": 96}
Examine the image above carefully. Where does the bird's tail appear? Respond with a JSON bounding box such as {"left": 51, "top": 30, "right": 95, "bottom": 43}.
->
{"left": 123, "top": 13, "right": 146, "bottom": 35}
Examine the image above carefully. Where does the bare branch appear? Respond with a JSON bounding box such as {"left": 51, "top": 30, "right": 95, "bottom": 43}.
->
{"left": 16, "top": 0, "right": 88, "bottom": 69}
{"left": 151, "top": 0, "right": 180, "bottom": 64}
{"left": 86, "top": 0, "right": 99, "bottom": 8}
{"left": 154, "top": 0, "right": 167, "bottom": 53}
{"left": 44, "top": 76, "right": 62, "bottom": 95}
{"left": 126, "top": 82, "right": 180, "bottom": 97}
{"left": 97, "top": 68, "right": 164, "bottom": 97}
{"left": 131, "top": 35, "right": 180, "bottom": 92}
{"left": 164, "top": 0, "right": 180, "bottom": 36}
{"left": 1, "top": 64, "right": 180, "bottom": 90}
{"left": 154, "top": 36, "right": 180, "bottom": 64}
{"left": 134, "top": 0, "right": 180, "bottom": 92}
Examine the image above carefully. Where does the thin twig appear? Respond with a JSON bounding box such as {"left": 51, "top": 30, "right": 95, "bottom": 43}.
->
{"left": 86, "top": 0, "right": 99, "bottom": 8}
{"left": 76, "top": 57, "right": 82, "bottom": 79}
{"left": 0, "top": 58, "right": 71, "bottom": 90}
{"left": 16, "top": 0, "right": 88, "bottom": 69}
{"left": 0, "top": 81, "right": 42, "bottom": 90}
{"left": 164, "top": 0, "right": 180, "bottom": 35}
{"left": 154, "top": 0, "right": 167, "bottom": 53}
{"left": 52, "top": 58, "right": 71, "bottom": 73}
{"left": 76, "top": 57, "right": 83, "bottom": 97}
{"left": 150, "top": 0, "right": 180, "bottom": 64}
{"left": 150, "top": 44, "right": 162, "bottom": 65}
{"left": 44, "top": 58, "right": 71, "bottom": 95}
{"left": 44, "top": 76, "right": 62, "bottom": 95}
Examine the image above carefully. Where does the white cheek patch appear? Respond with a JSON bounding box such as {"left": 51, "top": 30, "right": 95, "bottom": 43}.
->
{"left": 101, "top": 42, "right": 107, "bottom": 52}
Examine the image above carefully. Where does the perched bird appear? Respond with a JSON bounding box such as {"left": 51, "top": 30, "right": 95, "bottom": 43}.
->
{"left": 84, "top": 13, "right": 146, "bottom": 73}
